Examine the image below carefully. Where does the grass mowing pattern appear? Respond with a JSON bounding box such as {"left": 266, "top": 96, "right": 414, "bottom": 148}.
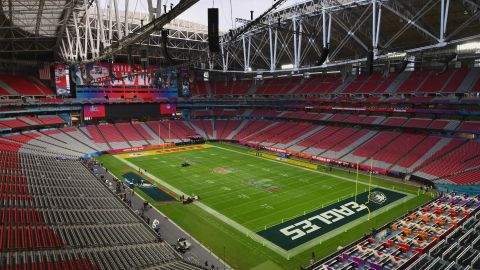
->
{"left": 98, "top": 143, "right": 433, "bottom": 270}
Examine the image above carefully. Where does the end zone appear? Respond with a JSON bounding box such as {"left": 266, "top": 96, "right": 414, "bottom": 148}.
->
{"left": 258, "top": 188, "right": 407, "bottom": 251}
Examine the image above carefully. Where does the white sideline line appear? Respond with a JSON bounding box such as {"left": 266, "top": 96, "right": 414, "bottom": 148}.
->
{"left": 113, "top": 145, "right": 416, "bottom": 258}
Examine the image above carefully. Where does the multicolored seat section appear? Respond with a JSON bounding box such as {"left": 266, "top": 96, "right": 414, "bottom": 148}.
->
{"left": 310, "top": 193, "right": 480, "bottom": 270}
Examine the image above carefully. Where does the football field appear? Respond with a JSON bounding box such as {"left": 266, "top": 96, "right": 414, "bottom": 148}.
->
{"left": 98, "top": 143, "right": 431, "bottom": 270}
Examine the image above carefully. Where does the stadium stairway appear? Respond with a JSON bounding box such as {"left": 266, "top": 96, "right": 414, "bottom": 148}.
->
{"left": 226, "top": 120, "right": 248, "bottom": 139}
{"left": 55, "top": 128, "right": 100, "bottom": 153}
{"left": 246, "top": 81, "right": 258, "bottom": 95}
{"left": 131, "top": 123, "right": 154, "bottom": 145}
{"left": 113, "top": 124, "right": 134, "bottom": 148}
{"left": 335, "top": 130, "right": 378, "bottom": 160}
{"left": 412, "top": 139, "right": 468, "bottom": 180}
{"left": 383, "top": 134, "right": 430, "bottom": 170}
{"left": 11, "top": 131, "right": 82, "bottom": 157}
{"left": 17, "top": 116, "right": 40, "bottom": 126}
{"left": 270, "top": 122, "right": 317, "bottom": 149}
{"left": 458, "top": 68, "right": 480, "bottom": 93}
{"left": 237, "top": 121, "right": 279, "bottom": 142}
{"left": 187, "top": 120, "right": 209, "bottom": 139}
{"left": 384, "top": 71, "right": 411, "bottom": 94}
{"left": 211, "top": 119, "right": 217, "bottom": 139}
{"left": 361, "top": 132, "right": 403, "bottom": 167}
{"left": 317, "top": 128, "right": 364, "bottom": 156}
{"left": 66, "top": 127, "right": 107, "bottom": 152}
{"left": 286, "top": 77, "right": 306, "bottom": 94}
{"left": 284, "top": 125, "right": 325, "bottom": 150}
{"left": 0, "top": 79, "right": 18, "bottom": 95}
{"left": 390, "top": 136, "right": 443, "bottom": 173}
{"left": 96, "top": 124, "right": 129, "bottom": 149}
{"left": 38, "top": 130, "right": 92, "bottom": 155}
{"left": 92, "top": 125, "right": 114, "bottom": 149}
{"left": 79, "top": 126, "right": 111, "bottom": 150}
{"left": 114, "top": 123, "right": 149, "bottom": 147}
{"left": 141, "top": 122, "right": 165, "bottom": 144}
{"left": 333, "top": 75, "right": 355, "bottom": 94}
{"left": 22, "top": 131, "right": 85, "bottom": 157}
{"left": 341, "top": 131, "right": 401, "bottom": 165}
{"left": 205, "top": 81, "right": 212, "bottom": 96}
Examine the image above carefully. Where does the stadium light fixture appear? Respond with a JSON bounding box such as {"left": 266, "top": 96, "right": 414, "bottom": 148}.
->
{"left": 457, "top": 41, "right": 480, "bottom": 53}
{"left": 281, "top": 64, "right": 294, "bottom": 70}
{"left": 386, "top": 52, "right": 407, "bottom": 59}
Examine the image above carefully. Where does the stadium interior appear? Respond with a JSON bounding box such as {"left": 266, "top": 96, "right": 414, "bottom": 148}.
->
{"left": 1, "top": 0, "right": 480, "bottom": 269}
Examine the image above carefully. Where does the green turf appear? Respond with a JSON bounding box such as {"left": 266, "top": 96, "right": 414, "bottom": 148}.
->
{"left": 97, "top": 142, "right": 433, "bottom": 270}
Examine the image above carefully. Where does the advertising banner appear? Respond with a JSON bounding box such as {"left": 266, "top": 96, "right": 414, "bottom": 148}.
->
{"left": 54, "top": 64, "right": 70, "bottom": 96}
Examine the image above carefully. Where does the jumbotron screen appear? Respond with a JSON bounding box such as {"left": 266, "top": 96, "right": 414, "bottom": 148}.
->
{"left": 72, "top": 63, "right": 185, "bottom": 99}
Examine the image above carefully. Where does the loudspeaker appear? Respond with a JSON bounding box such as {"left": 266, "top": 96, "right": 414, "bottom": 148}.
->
{"left": 208, "top": 8, "right": 220, "bottom": 53}
{"left": 366, "top": 50, "right": 374, "bottom": 75}
{"left": 162, "top": 29, "right": 175, "bottom": 64}
{"left": 317, "top": 47, "right": 330, "bottom": 66}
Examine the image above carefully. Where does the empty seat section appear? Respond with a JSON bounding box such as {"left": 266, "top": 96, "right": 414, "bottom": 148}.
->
{"left": 0, "top": 75, "right": 46, "bottom": 95}
{"left": 131, "top": 123, "right": 154, "bottom": 140}
{"left": 233, "top": 121, "right": 272, "bottom": 141}
{"left": 373, "top": 133, "right": 426, "bottom": 165}
{"left": 0, "top": 118, "right": 30, "bottom": 128}
{"left": 382, "top": 117, "right": 407, "bottom": 126}
{"left": 314, "top": 127, "right": 358, "bottom": 150}
{"left": 396, "top": 136, "right": 441, "bottom": 169}
{"left": 420, "top": 140, "right": 480, "bottom": 178}
{"left": 114, "top": 123, "right": 144, "bottom": 142}
{"left": 216, "top": 120, "right": 241, "bottom": 140}
{"left": 190, "top": 80, "right": 208, "bottom": 95}
{"left": 447, "top": 170, "right": 480, "bottom": 185}
{"left": 86, "top": 126, "right": 106, "bottom": 143}
{"left": 250, "top": 110, "right": 279, "bottom": 117}
{"left": 370, "top": 73, "right": 399, "bottom": 93}
{"left": 457, "top": 121, "right": 480, "bottom": 132}
{"left": 351, "top": 131, "right": 398, "bottom": 158}
{"left": 256, "top": 77, "right": 300, "bottom": 95}
{"left": 403, "top": 118, "right": 432, "bottom": 128}
{"left": 38, "top": 116, "right": 65, "bottom": 125}
{"left": 329, "top": 129, "right": 368, "bottom": 152}
{"left": 443, "top": 69, "right": 469, "bottom": 92}
{"left": 328, "top": 114, "right": 350, "bottom": 122}
{"left": 298, "top": 126, "right": 338, "bottom": 148}
{"left": 413, "top": 139, "right": 464, "bottom": 171}
{"left": 396, "top": 71, "right": 431, "bottom": 93}
{"left": 97, "top": 125, "right": 125, "bottom": 142}
{"left": 418, "top": 70, "right": 454, "bottom": 93}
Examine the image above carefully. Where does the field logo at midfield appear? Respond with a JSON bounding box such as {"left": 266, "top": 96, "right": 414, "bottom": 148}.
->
{"left": 213, "top": 167, "right": 233, "bottom": 174}
{"left": 243, "top": 179, "right": 281, "bottom": 193}
{"left": 257, "top": 188, "right": 406, "bottom": 250}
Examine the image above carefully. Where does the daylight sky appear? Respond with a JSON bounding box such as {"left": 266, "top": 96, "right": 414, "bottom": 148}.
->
{"left": 102, "top": 0, "right": 306, "bottom": 31}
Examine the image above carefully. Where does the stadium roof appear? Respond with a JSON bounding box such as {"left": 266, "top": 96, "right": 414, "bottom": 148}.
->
{"left": 0, "top": 0, "right": 479, "bottom": 71}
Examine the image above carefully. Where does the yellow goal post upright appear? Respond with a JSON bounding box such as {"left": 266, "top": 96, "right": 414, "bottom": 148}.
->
{"left": 366, "top": 158, "right": 373, "bottom": 204}
{"left": 355, "top": 160, "right": 359, "bottom": 203}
